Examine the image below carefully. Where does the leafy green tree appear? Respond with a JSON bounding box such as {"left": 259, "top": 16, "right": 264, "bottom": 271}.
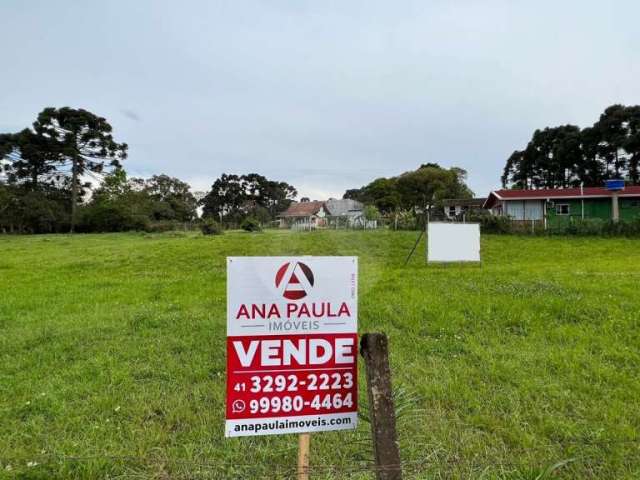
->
{"left": 396, "top": 165, "right": 473, "bottom": 213}
{"left": 79, "top": 170, "right": 151, "bottom": 232}
{"left": 365, "top": 178, "right": 401, "bottom": 213}
{"left": 344, "top": 164, "right": 472, "bottom": 215}
{"left": 33, "top": 107, "right": 128, "bottom": 231}
{"left": 93, "top": 168, "right": 132, "bottom": 201}
{"left": 143, "top": 174, "right": 197, "bottom": 221}
{"left": 201, "top": 173, "right": 297, "bottom": 226}
{"left": 201, "top": 173, "right": 245, "bottom": 221}
{"left": 343, "top": 178, "right": 400, "bottom": 213}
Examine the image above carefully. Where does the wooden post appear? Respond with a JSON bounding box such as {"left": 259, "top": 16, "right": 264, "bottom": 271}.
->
{"left": 360, "top": 334, "right": 402, "bottom": 480}
{"left": 297, "top": 433, "right": 310, "bottom": 480}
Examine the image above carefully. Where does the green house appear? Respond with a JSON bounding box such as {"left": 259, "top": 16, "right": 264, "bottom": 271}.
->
{"left": 483, "top": 186, "right": 640, "bottom": 227}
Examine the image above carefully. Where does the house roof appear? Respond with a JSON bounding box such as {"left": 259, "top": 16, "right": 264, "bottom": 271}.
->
{"left": 325, "top": 198, "right": 363, "bottom": 216}
{"left": 279, "top": 201, "right": 326, "bottom": 217}
{"left": 483, "top": 186, "right": 640, "bottom": 209}
{"left": 442, "top": 198, "right": 487, "bottom": 207}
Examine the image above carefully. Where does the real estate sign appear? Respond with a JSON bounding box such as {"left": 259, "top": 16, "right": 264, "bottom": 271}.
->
{"left": 225, "top": 257, "right": 358, "bottom": 437}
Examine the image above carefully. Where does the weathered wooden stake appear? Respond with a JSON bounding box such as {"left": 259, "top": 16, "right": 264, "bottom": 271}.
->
{"left": 297, "top": 432, "right": 310, "bottom": 480}
{"left": 360, "top": 333, "right": 402, "bottom": 480}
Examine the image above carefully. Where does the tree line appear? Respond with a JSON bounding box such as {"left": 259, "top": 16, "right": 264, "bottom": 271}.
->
{"left": 502, "top": 104, "right": 640, "bottom": 189}
{"left": 11, "top": 103, "right": 635, "bottom": 235}
{"left": 0, "top": 107, "right": 476, "bottom": 233}
{"left": 0, "top": 107, "right": 297, "bottom": 234}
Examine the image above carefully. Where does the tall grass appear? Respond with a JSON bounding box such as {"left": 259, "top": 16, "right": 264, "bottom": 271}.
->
{"left": 1, "top": 231, "right": 638, "bottom": 479}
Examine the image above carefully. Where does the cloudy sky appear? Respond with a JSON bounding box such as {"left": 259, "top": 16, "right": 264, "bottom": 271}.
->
{"left": 1, "top": 1, "right": 639, "bottom": 199}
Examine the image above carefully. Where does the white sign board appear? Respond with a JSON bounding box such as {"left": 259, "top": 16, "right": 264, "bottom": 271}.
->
{"left": 226, "top": 256, "right": 358, "bottom": 437}
{"left": 427, "top": 223, "right": 480, "bottom": 262}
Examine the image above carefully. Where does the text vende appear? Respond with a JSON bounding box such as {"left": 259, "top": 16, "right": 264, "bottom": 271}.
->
{"left": 231, "top": 336, "right": 356, "bottom": 368}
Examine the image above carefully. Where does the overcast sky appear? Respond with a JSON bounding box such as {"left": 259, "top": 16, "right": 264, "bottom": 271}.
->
{"left": 1, "top": 1, "right": 639, "bottom": 199}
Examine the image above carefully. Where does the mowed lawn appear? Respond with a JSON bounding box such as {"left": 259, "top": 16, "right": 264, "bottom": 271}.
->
{"left": 1, "top": 230, "right": 639, "bottom": 479}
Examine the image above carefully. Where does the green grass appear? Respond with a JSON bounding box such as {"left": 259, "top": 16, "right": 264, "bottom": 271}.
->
{"left": 1, "top": 230, "right": 639, "bottom": 479}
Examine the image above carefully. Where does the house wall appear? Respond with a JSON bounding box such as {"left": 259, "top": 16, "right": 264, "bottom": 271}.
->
{"left": 546, "top": 197, "right": 640, "bottom": 225}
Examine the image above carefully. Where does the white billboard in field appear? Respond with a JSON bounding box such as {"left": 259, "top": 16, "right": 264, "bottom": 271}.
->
{"left": 427, "top": 223, "right": 480, "bottom": 263}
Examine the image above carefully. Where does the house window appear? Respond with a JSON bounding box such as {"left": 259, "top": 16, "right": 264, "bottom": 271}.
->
{"left": 448, "top": 206, "right": 456, "bottom": 216}
{"left": 556, "top": 204, "right": 570, "bottom": 215}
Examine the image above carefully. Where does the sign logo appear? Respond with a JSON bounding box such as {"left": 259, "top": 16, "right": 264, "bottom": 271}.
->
{"left": 275, "top": 261, "right": 314, "bottom": 300}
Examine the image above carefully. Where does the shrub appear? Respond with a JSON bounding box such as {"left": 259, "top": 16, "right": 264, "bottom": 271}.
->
{"left": 77, "top": 203, "right": 149, "bottom": 233}
{"left": 241, "top": 217, "right": 262, "bottom": 232}
{"left": 603, "top": 218, "right": 640, "bottom": 236}
{"left": 547, "top": 218, "right": 640, "bottom": 237}
{"left": 200, "top": 218, "right": 224, "bottom": 235}
{"left": 558, "top": 218, "right": 605, "bottom": 236}
{"left": 363, "top": 205, "right": 381, "bottom": 221}
{"left": 145, "top": 220, "right": 185, "bottom": 233}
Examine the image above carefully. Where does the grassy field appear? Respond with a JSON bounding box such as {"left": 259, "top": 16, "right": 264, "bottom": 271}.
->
{"left": 1, "top": 230, "right": 639, "bottom": 479}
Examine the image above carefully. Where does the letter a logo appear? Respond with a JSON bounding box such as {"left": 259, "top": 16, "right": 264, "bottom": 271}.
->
{"left": 275, "top": 261, "right": 314, "bottom": 300}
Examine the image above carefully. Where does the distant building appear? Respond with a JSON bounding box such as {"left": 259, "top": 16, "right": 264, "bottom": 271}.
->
{"left": 442, "top": 198, "right": 486, "bottom": 219}
{"left": 483, "top": 186, "right": 640, "bottom": 226}
{"left": 325, "top": 198, "right": 376, "bottom": 228}
{"left": 278, "top": 201, "right": 329, "bottom": 230}
{"left": 278, "top": 198, "right": 376, "bottom": 229}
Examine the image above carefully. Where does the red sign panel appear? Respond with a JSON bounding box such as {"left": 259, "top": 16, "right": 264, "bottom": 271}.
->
{"left": 226, "top": 257, "right": 358, "bottom": 437}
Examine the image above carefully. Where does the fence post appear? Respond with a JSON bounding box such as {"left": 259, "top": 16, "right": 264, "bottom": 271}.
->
{"left": 360, "top": 333, "right": 402, "bottom": 480}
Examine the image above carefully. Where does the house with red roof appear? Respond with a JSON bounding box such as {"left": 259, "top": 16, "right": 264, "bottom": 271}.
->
{"left": 483, "top": 185, "right": 640, "bottom": 227}
{"left": 278, "top": 198, "right": 373, "bottom": 230}
{"left": 277, "top": 200, "right": 330, "bottom": 229}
